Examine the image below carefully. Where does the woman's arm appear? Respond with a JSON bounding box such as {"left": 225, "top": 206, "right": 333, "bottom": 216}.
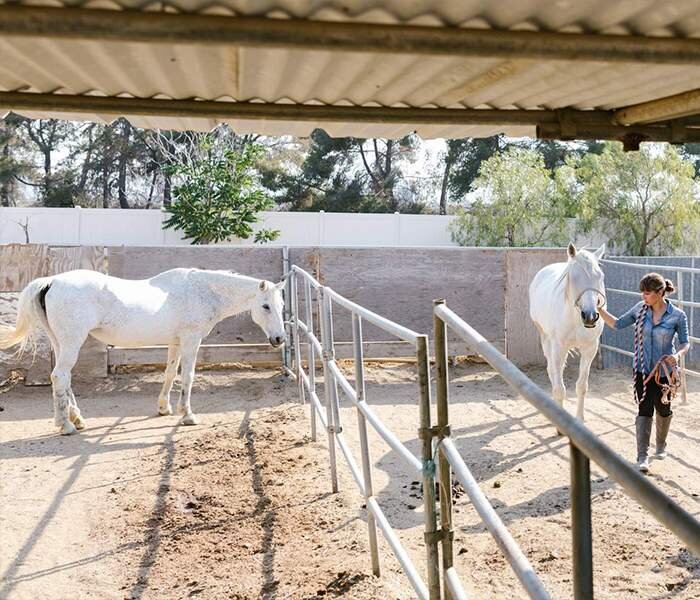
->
{"left": 666, "top": 311, "right": 691, "bottom": 367}
{"left": 598, "top": 306, "right": 618, "bottom": 329}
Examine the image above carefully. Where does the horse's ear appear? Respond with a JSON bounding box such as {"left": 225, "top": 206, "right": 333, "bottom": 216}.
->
{"left": 567, "top": 242, "right": 577, "bottom": 258}
{"left": 593, "top": 243, "right": 606, "bottom": 260}
{"left": 259, "top": 280, "right": 268, "bottom": 292}
{"left": 275, "top": 281, "right": 286, "bottom": 291}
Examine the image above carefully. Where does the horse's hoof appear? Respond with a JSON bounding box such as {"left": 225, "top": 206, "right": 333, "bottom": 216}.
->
{"left": 72, "top": 415, "right": 86, "bottom": 430}
{"left": 158, "top": 405, "right": 173, "bottom": 416}
{"left": 181, "top": 414, "right": 199, "bottom": 426}
{"left": 60, "top": 421, "right": 77, "bottom": 435}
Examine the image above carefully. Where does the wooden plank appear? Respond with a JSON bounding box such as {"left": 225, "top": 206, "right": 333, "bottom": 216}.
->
{"left": 47, "top": 246, "right": 106, "bottom": 274}
{"left": 314, "top": 247, "right": 506, "bottom": 352}
{"left": 0, "top": 244, "right": 49, "bottom": 292}
{"left": 505, "top": 248, "right": 565, "bottom": 366}
{"left": 108, "top": 343, "right": 283, "bottom": 367}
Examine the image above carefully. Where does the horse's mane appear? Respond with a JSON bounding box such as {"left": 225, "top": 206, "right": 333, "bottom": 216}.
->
{"left": 554, "top": 249, "right": 600, "bottom": 302}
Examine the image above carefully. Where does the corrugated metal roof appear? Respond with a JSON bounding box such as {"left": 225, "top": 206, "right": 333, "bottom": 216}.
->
{"left": 2, "top": 0, "right": 700, "bottom": 138}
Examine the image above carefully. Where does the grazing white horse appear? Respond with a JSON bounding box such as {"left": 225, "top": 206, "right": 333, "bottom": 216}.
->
{"left": 529, "top": 243, "right": 606, "bottom": 422}
{"left": 0, "top": 268, "right": 286, "bottom": 435}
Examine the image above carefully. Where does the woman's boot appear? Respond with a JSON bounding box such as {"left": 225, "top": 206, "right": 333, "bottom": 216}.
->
{"left": 655, "top": 414, "right": 672, "bottom": 459}
{"left": 636, "top": 416, "right": 652, "bottom": 472}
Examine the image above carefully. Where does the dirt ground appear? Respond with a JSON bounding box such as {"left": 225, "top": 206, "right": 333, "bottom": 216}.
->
{"left": 0, "top": 361, "right": 698, "bottom": 599}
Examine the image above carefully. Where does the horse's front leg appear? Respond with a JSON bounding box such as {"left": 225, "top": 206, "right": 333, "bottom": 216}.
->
{"left": 546, "top": 342, "right": 568, "bottom": 410}
{"left": 575, "top": 343, "right": 598, "bottom": 422}
{"left": 68, "top": 389, "right": 86, "bottom": 430}
{"left": 158, "top": 343, "right": 181, "bottom": 416}
{"left": 177, "top": 338, "right": 201, "bottom": 426}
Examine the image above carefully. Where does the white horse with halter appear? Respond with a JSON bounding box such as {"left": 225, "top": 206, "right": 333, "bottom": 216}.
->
{"left": 529, "top": 243, "right": 606, "bottom": 423}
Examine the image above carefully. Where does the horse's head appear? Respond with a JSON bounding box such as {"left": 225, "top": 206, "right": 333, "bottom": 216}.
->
{"left": 251, "top": 280, "right": 287, "bottom": 347}
{"left": 567, "top": 242, "right": 606, "bottom": 328}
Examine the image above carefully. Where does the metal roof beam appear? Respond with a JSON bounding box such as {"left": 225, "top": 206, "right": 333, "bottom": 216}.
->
{"left": 2, "top": 92, "right": 699, "bottom": 145}
{"left": 615, "top": 88, "right": 700, "bottom": 125}
{"left": 1, "top": 6, "right": 700, "bottom": 64}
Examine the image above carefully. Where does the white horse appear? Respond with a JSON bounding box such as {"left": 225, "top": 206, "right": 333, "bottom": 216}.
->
{"left": 0, "top": 268, "right": 286, "bottom": 435}
{"left": 529, "top": 243, "right": 606, "bottom": 422}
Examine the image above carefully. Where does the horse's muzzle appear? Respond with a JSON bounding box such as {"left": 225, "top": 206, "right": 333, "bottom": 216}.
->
{"left": 269, "top": 335, "right": 286, "bottom": 348}
{"left": 581, "top": 311, "right": 600, "bottom": 328}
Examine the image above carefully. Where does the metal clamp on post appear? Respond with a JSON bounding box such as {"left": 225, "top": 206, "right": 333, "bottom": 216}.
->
{"left": 327, "top": 424, "right": 343, "bottom": 434}
{"left": 424, "top": 528, "right": 454, "bottom": 545}
{"left": 418, "top": 425, "right": 451, "bottom": 439}
{"left": 323, "top": 349, "right": 335, "bottom": 362}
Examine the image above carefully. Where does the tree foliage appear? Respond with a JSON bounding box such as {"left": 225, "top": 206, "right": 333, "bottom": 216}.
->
{"left": 449, "top": 148, "right": 570, "bottom": 247}
{"left": 162, "top": 142, "right": 279, "bottom": 245}
{"left": 574, "top": 142, "right": 700, "bottom": 256}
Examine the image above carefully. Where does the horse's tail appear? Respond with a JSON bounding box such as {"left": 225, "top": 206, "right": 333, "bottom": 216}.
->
{"left": 0, "top": 277, "right": 53, "bottom": 357}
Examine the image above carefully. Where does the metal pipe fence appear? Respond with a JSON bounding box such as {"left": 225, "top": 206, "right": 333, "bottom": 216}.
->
{"left": 433, "top": 299, "right": 700, "bottom": 599}
{"left": 288, "top": 265, "right": 441, "bottom": 599}
{"left": 600, "top": 258, "right": 700, "bottom": 392}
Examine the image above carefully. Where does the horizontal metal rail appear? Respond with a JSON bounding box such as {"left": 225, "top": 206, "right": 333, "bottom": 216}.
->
{"left": 602, "top": 258, "right": 700, "bottom": 275}
{"left": 290, "top": 266, "right": 434, "bottom": 596}
{"left": 368, "top": 497, "right": 429, "bottom": 600}
{"left": 325, "top": 286, "right": 420, "bottom": 345}
{"left": 600, "top": 344, "right": 633, "bottom": 358}
{"left": 434, "top": 302, "right": 700, "bottom": 556}
{"left": 607, "top": 286, "right": 700, "bottom": 309}
{"left": 445, "top": 567, "right": 468, "bottom": 600}
{"left": 440, "top": 438, "right": 550, "bottom": 599}
{"left": 292, "top": 265, "right": 323, "bottom": 289}
{"left": 328, "top": 359, "right": 423, "bottom": 474}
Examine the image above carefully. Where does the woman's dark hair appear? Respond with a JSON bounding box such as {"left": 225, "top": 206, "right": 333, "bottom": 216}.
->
{"left": 639, "top": 272, "right": 675, "bottom": 295}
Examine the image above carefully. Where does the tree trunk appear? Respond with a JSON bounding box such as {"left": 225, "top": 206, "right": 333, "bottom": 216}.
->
{"left": 102, "top": 164, "right": 110, "bottom": 208}
{"left": 1, "top": 145, "right": 10, "bottom": 207}
{"left": 439, "top": 158, "right": 453, "bottom": 215}
{"left": 163, "top": 172, "right": 172, "bottom": 207}
{"left": 117, "top": 122, "right": 131, "bottom": 209}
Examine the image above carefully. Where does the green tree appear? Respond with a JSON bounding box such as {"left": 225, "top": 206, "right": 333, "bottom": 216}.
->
{"left": 575, "top": 142, "right": 700, "bottom": 256}
{"left": 162, "top": 141, "right": 279, "bottom": 244}
{"left": 449, "top": 147, "right": 570, "bottom": 247}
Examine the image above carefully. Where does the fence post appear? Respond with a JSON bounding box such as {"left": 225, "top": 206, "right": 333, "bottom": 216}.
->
{"left": 416, "top": 334, "right": 442, "bottom": 600}
{"left": 290, "top": 270, "right": 305, "bottom": 404}
{"left": 318, "top": 286, "right": 339, "bottom": 493}
{"left": 305, "top": 278, "right": 317, "bottom": 441}
{"left": 676, "top": 270, "right": 688, "bottom": 404}
{"left": 433, "top": 299, "right": 454, "bottom": 599}
{"left": 570, "top": 443, "right": 593, "bottom": 600}
{"left": 282, "top": 246, "right": 292, "bottom": 372}
{"left": 352, "top": 313, "right": 381, "bottom": 576}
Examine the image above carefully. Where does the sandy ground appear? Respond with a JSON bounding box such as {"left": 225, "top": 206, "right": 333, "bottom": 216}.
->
{"left": 0, "top": 361, "right": 698, "bottom": 599}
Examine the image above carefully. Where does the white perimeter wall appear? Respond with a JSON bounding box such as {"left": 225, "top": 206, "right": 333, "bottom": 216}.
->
{"left": 0, "top": 207, "right": 607, "bottom": 248}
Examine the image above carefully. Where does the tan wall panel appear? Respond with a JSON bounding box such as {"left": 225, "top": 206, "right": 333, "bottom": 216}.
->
{"left": 505, "top": 248, "right": 565, "bottom": 366}
{"left": 0, "top": 244, "right": 49, "bottom": 292}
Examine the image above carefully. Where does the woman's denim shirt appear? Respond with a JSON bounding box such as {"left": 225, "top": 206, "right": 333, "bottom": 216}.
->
{"left": 614, "top": 300, "right": 689, "bottom": 374}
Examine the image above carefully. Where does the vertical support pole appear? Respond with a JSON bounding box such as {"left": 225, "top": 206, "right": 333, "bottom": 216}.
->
{"left": 352, "top": 313, "right": 380, "bottom": 576}
{"left": 282, "top": 246, "right": 292, "bottom": 372}
{"left": 416, "top": 334, "right": 441, "bottom": 600}
{"left": 323, "top": 291, "right": 343, "bottom": 444}
{"left": 291, "top": 270, "right": 305, "bottom": 404}
{"left": 570, "top": 443, "right": 593, "bottom": 600}
{"left": 676, "top": 270, "right": 688, "bottom": 404}
{"left": 434, "top": 300, "right": 454, "bottom": 599}
{"left": 318, "top": 286, "right": 339, "bottom": 493}
{"left": 352, "top": 313, "right": 381, "bottom": 577}
{"left": 690, "top": 258, "right": 695, "bottom": 365}
{"left": 305, "top": 278, "right": 317, "bottom": 441}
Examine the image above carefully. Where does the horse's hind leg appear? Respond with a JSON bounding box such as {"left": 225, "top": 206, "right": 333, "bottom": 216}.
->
{"left": 576, "top": 344, "right": 598, "bottom": 422}
{"left": 158, "top": 343, "right": 180, "bottom": 416}
{"left": 177, "top": 337, "right": 201, "bottom": 426}
{"left": 51, "top": 344, "right": 83, "bottom": 435}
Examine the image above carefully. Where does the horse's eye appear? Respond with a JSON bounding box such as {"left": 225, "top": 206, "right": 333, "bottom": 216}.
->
{"left": 262, "top": 304, "right": 270, "bottom": 311}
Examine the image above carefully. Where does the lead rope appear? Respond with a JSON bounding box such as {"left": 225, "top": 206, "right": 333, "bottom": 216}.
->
{"left": 633, "top": 304, "right": 649, "bottom": 405}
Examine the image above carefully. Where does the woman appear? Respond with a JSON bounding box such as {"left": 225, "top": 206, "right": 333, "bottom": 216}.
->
{"left": 598, "top": 273, "right": 689, "bottom": 473}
